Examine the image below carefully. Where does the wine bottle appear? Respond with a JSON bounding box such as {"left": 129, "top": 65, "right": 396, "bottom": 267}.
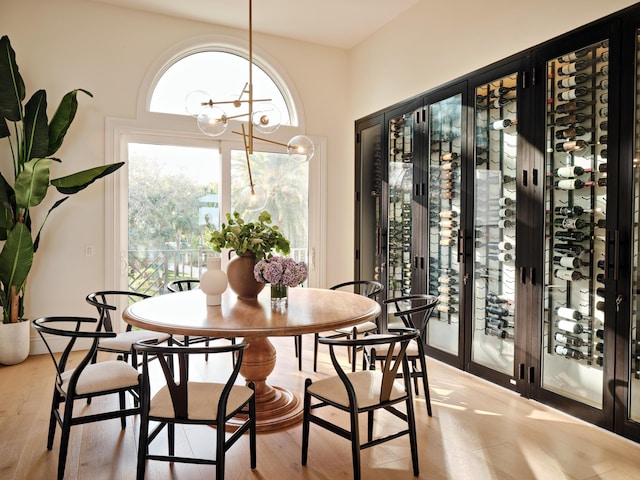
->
{"left": 437, "top": 285, "right": 457, "bottom": 295}
{"left": 599, "top": 107, "right": 608, "bottom": 118}
{"left": 488, "top": 252, "right": 513, "bottom": 262}
{"left": 439, "top": 210, "right": 458, "bottom": 218}
{"left": 554, "top": 99, "right": 595, "bottom": 114}
{"left": 503, "top": 175, "right": 516, "bottom": 184}
{"left": 554, "top": 179, "right": 593, "bottom": 190}
{"left": 555, "top": 332, "right": 588, "bottom": 347}
{"left": 554, "top": 205, "right": 587, "bottom": 216}
{"left": 600, "top": 149, "right": 608, "bottom": 159}
{"left": 441, "top": 152, "right": 459, "bottom": 161}
{"left": 439, "top": 238, "right": 455, "bottom": 247}
{"left": 557, "top": 48, "right": 590, "bottom": 63}
{"left": 486, "top": 293, "right": 509, "bottom": 304}
{"left": 556, "top": 319, "right": 584, "bottom": 334}
{"left": 437, "top": 304, "right": 456, "bottom": 314}
{"left": 498, "top": 219, "right": 514, "bottom": 228}
{"left": 596, "top": 301, "right": 605, "bottom": 312}
{"left": 498, "top": 208, "right": 514, "bottom": 218}
{"left": 439, "top": 219, "right": 458, "bottom": 228}
{"left": 596, "top": 329, "right": 604, "bottom": 339}
{"left": 600, "top": 92, "right": 608, "bottom": 104}
{"left": 597, "top": 259, "right": 606, "bottom": 270}
{"left": 553, "top": 165, "right": 590, "bottom": 177}
{"left": 596, "top": 356, "right": 604, "bottom": 367}
{"left": 554, "top": 113, "right": 595, "bottom": 126}
{"left": 597, "top": 177, "right": 607, "bottom": 187}
{"left": 440, "top": 191, "right": 455, "bottom": 200}
{"left": 599, "top": 135, "right": 607, "bottom": 144}
{"left": 557, "top": 74, "right": 589, "bottom": 88}
{"left": 555, "top": 231, "right": 589, "bottom": 242}
{"left": 555, "top": 344, "right": 584, "bottom": 360}
{"left": 441, "top": 161, "right": 459, "bottom": 171}
{"left": 488, "top": 241, "right": 513, "bottom": 251}
{"left": 553, "top": 217, "right": 588, "bottom": 230}
{"left": 554, "top": 268, "right": 587, "bottom": 281}
{"left": 600, "top": 120, "right": 608, "bottom": 131}
{"left": 555, "top": 126, "right": 592, "bottom": 139}
{"left": 596, "top": 287, "right": 605, "bottom": 297}
{"left": 491, "top": 86, "right": 517, "bottom": 97}
{"left": 597, "top": 273, "right": 606, "bottom": 284}
{"left": 498, "top": 197, "right": 513, "bottom": 206}
{"left": 438, "top": 295, "right": 457, "bottom": 305}
{"left": 595, "top": 342, "right": 604, "bottom": 353}
{"left": 553, "top": 255, "right": 582, "bottom": 268}
{"left": 440, "top": 182, "right": 454, "bottom": 190}
{"left": 557, "top": 58, "right": 603, "bottom": 76}
{"left": 489, "top": 97, "right": 516, "bottom": 109}
{"left": 485, "top": 326, "right": 510, "bottom": 339}
{"left": 486, "top": 305, "right": 511, "bottom": 317}
{"left": 486, "top": 316, "right": 510, "bottom": 328}
{"left": 438, "top": 275, "right": 456, "bottom": 284}
{"left": 555, "top": 140, "right": 590, "bottom": 152}
{"left": 555, "top": 306, "right": 584, "bottom": 321}
{"left": 557, "top": 87, "right": 592, "bottom": 102}
{"left": 439, "top": 229, "right": 457, "bottom": 238}
{"left": 491, "top": 119, "right": 517, "bottom": 130}
{"left": 554, "top": 243, "right": 589, "bottom": 255}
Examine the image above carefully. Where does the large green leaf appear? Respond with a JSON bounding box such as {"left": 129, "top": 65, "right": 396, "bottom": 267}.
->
{"left": 0, "top": 117, "right": 9, "bottom": 139}
{"left": 51, "top": 162, "right": 124, "bottom": 194}
{"left": 0, "top": 223, "right": 33, "bottom": 290}
{"left": 14, "top": 157, "right": 52, "bottom": 208}
{"left": 0, "top": 172, "right": 15, "bottom": 239}
{"left": 47, "top": 89, "right": 92, "bottom": 156}
{"left": 0, "top": 35, "right": 25, "bottom": 122}
{"left": 23, "top": 90, "right": 49, "bottom": 161}
{"left": 33, "top": 197, "right": 68, "bottom": 253}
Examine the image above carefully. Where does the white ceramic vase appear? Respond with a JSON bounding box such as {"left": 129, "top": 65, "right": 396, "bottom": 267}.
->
{"left": 0, "top": 320, "right": 30, "bottom": 365}
{"left": 200, "top": 257, "right": 228, "bottom": 305}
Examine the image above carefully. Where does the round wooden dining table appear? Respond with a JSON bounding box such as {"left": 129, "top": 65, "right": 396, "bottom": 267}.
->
{"left": 123, "top": 287, "right": 381, "bottom": 432}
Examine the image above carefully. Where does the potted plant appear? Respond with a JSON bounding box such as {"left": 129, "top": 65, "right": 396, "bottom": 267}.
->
{"left": 0, "top": 35, "right": 124, "bottom": 364}
{"left": 209, "top": 210, "right": 290, "bottom": 299}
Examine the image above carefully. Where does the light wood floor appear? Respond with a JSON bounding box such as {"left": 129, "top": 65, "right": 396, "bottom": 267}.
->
{"left": 2, "top": 336, "right": 640, "bottom": 480}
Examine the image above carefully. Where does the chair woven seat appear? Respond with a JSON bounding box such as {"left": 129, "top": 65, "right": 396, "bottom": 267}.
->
{"left": 307, "top": 370, "right": 406, "bottom": 408}
{"left": 98, "top": 329, "right": 170, "bottom": 352}
{"left": 60, "top": 360, "right": 139, "bottom": 395}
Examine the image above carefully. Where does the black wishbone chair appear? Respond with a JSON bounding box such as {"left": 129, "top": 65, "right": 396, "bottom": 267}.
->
{"left": 365, "top": 294, "right": 438, "bottom": 417}
{"left": 313, "top": 280, "right": 383, "bottom": 372}
{"left": 302, "top": 328, "right": 420, "bottom": 480}
{"left": 85, "top": 290, "right": 171, "bottom": 369}
{"left": 134, "top": 340, "right": 256, "bottom": 480}
{"left": 33, "top": 316, "right": 141, "bottom": 480}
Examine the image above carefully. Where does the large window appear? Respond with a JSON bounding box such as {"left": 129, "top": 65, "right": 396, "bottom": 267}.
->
{"left": 106, "top": 40, "right": 324, "bottom": 295}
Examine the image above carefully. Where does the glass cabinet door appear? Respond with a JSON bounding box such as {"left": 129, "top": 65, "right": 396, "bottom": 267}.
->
{"left": 387, "top": 113, "right": 414, "bottom": 300}
{"left": 542, "top": 39, "right": 609, "bottom": 408}
{"left": 629, "top": 28, "right": 640, "bottom": 426}
{"left": 426, "top": 94, "right": 463, "bottom": 356}
{"left": 472, "top": 73, "right": 518, "bottom": 375}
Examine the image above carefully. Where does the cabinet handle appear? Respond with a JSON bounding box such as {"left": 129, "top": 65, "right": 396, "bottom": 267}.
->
{"left": 520, "top": 267, "right": 527, "bottom": 285}
{"left": 533, "top": 168, "right": 539, "bottom": 186}
{"left": 614, "top": 229, "right": 620, "bottom": 281}
{"left": 530, "top": 267, "right": 535, "bottom": 286}
{"left": 519, "top": 363, "right": 525, "bottom": 380}
{"left": 522, "top": 169, "right": 528, "bottom": 187}
{"left": 420, "top": 256, "right": 425, "bottom": 269}
{"left": 457, "top": 229, "right": 464, "bottom": 263}
{"left": 529, "top": 366, "right": 535, "bottom": 383}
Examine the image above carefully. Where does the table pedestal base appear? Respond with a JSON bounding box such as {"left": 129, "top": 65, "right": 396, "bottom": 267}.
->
{"left": 229, "top": 336, "right": 304, "bottom": 432}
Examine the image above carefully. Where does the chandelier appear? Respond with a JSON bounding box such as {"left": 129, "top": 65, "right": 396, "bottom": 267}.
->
{"left": 185, "top": 0, "right": 314, "bottom": 206}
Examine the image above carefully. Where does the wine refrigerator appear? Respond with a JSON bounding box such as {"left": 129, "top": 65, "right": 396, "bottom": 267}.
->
{"left": 355, "top": 3, "right": 640, "bottom": 443}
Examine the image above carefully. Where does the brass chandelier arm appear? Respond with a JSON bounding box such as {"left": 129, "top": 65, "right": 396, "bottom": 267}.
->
{"left": 231, "top": 130, "right": 288, "bottom": 148}
{"left": 240, "top": 124, "right": 256, "bottom": 194}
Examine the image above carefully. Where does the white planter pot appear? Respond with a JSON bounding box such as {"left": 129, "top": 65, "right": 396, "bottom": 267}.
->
{"left": 0, "top": 320, "right": 31, "bottom": 365}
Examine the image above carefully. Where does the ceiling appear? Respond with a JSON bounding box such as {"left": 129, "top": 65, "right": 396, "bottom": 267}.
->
{"left": 90, "top": 0, "right": 420, "bottom": 49}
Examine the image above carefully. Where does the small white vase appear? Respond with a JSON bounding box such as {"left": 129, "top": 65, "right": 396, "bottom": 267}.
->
{"left": 0, "top": 320, "right": 30, "bottom": 365}
{"left": 200, "top": 257, "right": 228, "bottom": 305}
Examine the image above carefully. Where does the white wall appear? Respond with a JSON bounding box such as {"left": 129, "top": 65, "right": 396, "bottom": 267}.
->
{"left": 1, "top": 0, "right": 350, "bottom": 351}
{"left": 349, "top": 0, "right": 639, "bottom": 119}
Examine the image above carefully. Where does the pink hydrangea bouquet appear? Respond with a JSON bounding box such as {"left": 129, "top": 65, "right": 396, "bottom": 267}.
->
{"left": 254, "top": 256, "right": 308, "bottom": 287}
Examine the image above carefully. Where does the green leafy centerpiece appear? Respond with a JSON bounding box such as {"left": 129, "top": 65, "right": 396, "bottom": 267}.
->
{"left": 209, "top": 211, "right": 290, "bottom": 299}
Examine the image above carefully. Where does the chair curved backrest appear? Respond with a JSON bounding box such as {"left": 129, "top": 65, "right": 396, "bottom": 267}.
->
{"left": 329, "top": 280, "right": 383, "bottom": 300}
{"left": 166, "top": 279, "right": 200, "bottom": 293}
{"left": 32, "top": 317, "right": 116, "bottom": 394}
{"left": 319, "top": 328, "right": 419, "bottom": 404}
{"left": 384, "top": 294, "right": 438, "bottom": 337}
{"left": 86, "top": 290, "right": 151, "bottom": 332}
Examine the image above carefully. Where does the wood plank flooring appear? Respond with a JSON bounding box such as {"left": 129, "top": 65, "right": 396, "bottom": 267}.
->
{"left": 2, "top": 335, "right": 640, "bottom": 479}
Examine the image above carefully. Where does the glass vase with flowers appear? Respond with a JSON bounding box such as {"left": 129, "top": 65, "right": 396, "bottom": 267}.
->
{"left": 254, "top": 256, "right": 308, "bottom": 310}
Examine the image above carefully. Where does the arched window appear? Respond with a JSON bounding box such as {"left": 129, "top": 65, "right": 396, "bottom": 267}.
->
{"left": 150, "top": 51, "right": 292, "bottom": 127}
{"left": 105, "top": 39, "right": 325, "bottom": 296}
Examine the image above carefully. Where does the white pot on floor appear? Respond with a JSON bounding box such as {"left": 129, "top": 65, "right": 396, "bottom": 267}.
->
{"left": 0, "top": 320, "right": 30, "bottom": 365}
